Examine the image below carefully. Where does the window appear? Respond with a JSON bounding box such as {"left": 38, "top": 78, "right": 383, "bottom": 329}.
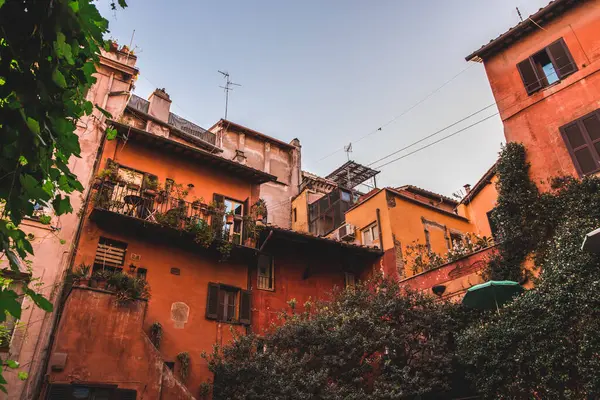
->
{"left": 94, "top": 237, "right": 127, "bottom": 269}
{"left": 344, "top": 272, "right": 356, "bottom": 288}
{"left": 46, "top": 385, "right": 136, "bottom": 400}
{"left": 517, "top": 38, "right": 577, "bottom": 95}
{"left": 205, "top": 283, "right": 251, "bottom": 325}
{"left": 257, "top": 254, "right": 274, "bottom": 290}
{"left": 450, "top": 232, "right": 463, "bottom": 249}
{"left": 560, "top": 110, "right": 600, "bottom": 175}
{"left": 223, "top": 198, "right": 244, "bottom": 245}
{"left": 293, "top": 208, "right": 297, "bottom": 222}
{"left": 361, "top": 222, "right": 380, "bottom": 248}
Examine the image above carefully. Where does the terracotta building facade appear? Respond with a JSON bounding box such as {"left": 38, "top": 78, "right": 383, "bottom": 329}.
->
{"left": 466, "top": 0, "right": 600, "bottom": 185}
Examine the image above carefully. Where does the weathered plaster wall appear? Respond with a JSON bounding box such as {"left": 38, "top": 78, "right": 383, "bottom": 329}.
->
{"left": 44, "top": 287, "right": 195, "bottom": 399}
{"left": 210, "top": 123, "right": 301, "bottom": 228}
{"left": 399, "top": 246, "right": 496, "bottom": 300}
{"left": 2, "top": 50, "right": 136, "bottom": 400}
{"left": 482, "top": 1, "right": 600, "bottom": 185}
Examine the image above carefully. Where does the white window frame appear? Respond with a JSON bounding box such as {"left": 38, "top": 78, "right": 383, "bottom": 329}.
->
{"left": 361, "top": 222, "right": 380, "bottom": 248}
{"left": 223, "top": 198, "right": 244, "bottom": 244}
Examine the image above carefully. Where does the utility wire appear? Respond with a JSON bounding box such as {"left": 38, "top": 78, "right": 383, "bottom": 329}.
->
{"left": 315, "top": 63, "right": 475, "bottom": 163}
{"left": 371, "top": 112, "right": 499, "bottom": 170}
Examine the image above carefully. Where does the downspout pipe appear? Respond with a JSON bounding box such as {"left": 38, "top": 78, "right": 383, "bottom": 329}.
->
{"left": 376, "top": 208, "right": 384, "bottom": 250}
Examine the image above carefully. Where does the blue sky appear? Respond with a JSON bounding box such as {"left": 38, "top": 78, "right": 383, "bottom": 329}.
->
{"left": 99, "top": 0, "right": 551, "bottom": 197}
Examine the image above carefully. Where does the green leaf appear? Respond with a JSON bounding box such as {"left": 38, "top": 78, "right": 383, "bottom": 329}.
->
{"left": 0, "top": 0, "right": 5, "bottom": 9}
{"left": 17, "top": 372, "right": 28, "bottom": 381}
{"left": 68, "top": 1, "right": 79, "bottom": 13}
{"left": 118, "top": 0, "right": 128, "bottom": 7}
{"left": 52, "top": 195, "right": 72, "bottom": 215}
{"left": 52, "top": 68, "right": 67, "bottom": 88}
{"left": 0, "top": 384, "right": 6, "bottom": 394}
{"left": 18, "top": 155, "right": 28, "bottom": 166}
{"left": 26, "top": 118, "right": 40, "bottom": 135}
{"left": 95, "top": 104, "right": 112, "bottom": 119}
{"left": 6, "top": 360, "right": 19, "bottom": 369}
{"left": 0, "top": 289, "right": 22, "bottom": 321}
{"left": 106, "top": 126, "right": 118, "bottom": 140}
{"left": 25, "top": 289, "right": 53, "bottom": 312}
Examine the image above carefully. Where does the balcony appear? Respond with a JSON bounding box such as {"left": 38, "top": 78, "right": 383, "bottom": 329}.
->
{"left": 91, "top": 181, "right": 258, "bottom": 253}
{"left": 308, "top": 188, "right": 356, "bottom": 236}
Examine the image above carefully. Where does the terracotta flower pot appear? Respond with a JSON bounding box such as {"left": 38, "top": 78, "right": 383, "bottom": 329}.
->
{"left": 226, "top": 214, "right": 234, "bottom": 224}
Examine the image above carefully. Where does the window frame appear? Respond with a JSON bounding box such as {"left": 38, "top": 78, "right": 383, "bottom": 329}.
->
{"left": 223, "top": 197, "right": 245, "bottom": 245}
{"left": 205, "top": 283, "right": 252, "bottom": 325}
{"left": 344, "top": 272, "right": 356, "bottom": 288}
{"left": 361, "top": 222, "right": 380, "bottom": 248}
{"left": 517, "top": 37, "right": 577, "bottom": 95}
{"left": 559, "top": 109, "right": 600, "bottom": 176}
{"left": 257, "top": 254, "right": 275, "bottom": 291}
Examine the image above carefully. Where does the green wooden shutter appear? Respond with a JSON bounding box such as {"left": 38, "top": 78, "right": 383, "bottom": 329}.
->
{"left": 206, "top": 283, "right": 220, "bottom": 320}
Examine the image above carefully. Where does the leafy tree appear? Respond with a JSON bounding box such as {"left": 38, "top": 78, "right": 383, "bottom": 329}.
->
{"left": 204, "top": 278, "right": 475, "bottom": 400}
{"left": 459, "top": 148, "right": 600, "bottom": 398}
{"left": 0, "top": 0, "right": 122, "bottom": 392}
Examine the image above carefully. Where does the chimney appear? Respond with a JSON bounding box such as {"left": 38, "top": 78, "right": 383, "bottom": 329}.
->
{"left": 463, "top": 184, "right": 471, "bottom": 193}
{"left": 147, "top": 88, "right": 171, "bottom": 122}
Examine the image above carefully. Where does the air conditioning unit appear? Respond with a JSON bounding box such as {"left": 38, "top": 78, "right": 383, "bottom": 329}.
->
{"left": 337, "top": 223, "right": 356, "bottom": 241}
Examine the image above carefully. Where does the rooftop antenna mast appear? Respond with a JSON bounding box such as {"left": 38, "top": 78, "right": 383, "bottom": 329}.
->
{"left": 344, "top": 143, "right": 352, "bottom": 188}
{"left": 218, "top": 70, "right": 241, "bottom": 120}
{"left": 516, "top": 7, "right": 524, "bottom": 22}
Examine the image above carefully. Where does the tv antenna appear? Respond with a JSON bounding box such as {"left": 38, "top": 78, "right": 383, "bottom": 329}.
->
{"left": 516, "top": 7, "right": 524, "bottom": 22}
{"left": 344, "top": 143, "right": 353, "bottom": 188}
{"left": 218, "top": 70, "right": 241, "bottom": 120}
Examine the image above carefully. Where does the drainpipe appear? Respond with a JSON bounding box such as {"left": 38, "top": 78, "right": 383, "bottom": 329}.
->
{"left": 376, "top": 208, "right": 384, "bottom": 250}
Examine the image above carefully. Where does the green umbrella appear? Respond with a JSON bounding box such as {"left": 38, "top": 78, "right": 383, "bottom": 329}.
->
{"left": 462, "top": 280, "right": 524, "bottom": 313}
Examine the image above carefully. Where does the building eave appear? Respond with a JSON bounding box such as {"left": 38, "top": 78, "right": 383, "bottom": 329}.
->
{"left": 108, "top": 120, "right": 277, "bottom": 185}
{"left": 386, "top": 188, "right": 470, "bottom": 222}
{"left": 465, "top": 0, "right": 584, "bottom": 62}
{"left": 210, "top": 119, "right": 296, "bottom": 150}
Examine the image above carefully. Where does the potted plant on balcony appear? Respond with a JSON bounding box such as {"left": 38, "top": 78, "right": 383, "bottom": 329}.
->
{"left": 191, "top": 197, "right": 204, "bottom": 211}
{"left": 253, "top": 199, "right": 267, "bottom": 223}
{"left": 143, "top": 175, "right": 159, "bottom": 196}
{"left": 73, "top": 263, "right": 92, "bottom": 287}
{"left": 92, "top": 269, "right": 112, "bottom": 289}
{"left": 225, "top": 210, "right": 235, "bottom": 225}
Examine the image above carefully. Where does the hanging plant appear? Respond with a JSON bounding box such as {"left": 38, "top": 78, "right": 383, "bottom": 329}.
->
{"left": 177, "top": 351, "right": 191, "bottom": 381}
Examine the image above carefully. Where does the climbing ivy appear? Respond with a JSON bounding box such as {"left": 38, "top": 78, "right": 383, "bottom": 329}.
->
{"left": 460, "top": 144, "right": 600, "bottom": 397}
{"left": 0, "top": 0, "right": 122, "bottom": 393}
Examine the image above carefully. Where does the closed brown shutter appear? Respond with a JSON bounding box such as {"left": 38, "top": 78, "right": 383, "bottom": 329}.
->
{"left": 242, "top": 197, "right": 250, "bottom": 242}
{"left": 239, "top": 290, "right": 252, "bottom": 325}
{"left": 115, "top": 389, "right": 137, "bottom": 400}
{"left": 211, "top": 194, "right": 225, "bottom": 240}
{"left": 547, "top": 38, "right": 577, "bottom": 79}
{"left": 560, "top": 118, "right": 600, "bottom": 175}
{"left": 206, "top": 283, "right": 220, "bottom": 320}
{"left": 517, "top": 58, "right": 542, "bottom": 95}
{"left": 217, "top": 287, "right": 226, "bottom": 321}
{"left": 47, "top": 385, "right": 70, "bottom": 399}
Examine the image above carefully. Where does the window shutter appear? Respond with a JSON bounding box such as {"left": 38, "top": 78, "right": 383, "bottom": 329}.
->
{"left": 560, "top": 120, "right": 598, "bottom": 175}
{"left": 115, "top": 389, "right": 137, "bottom": 400}
{"left": 547, "top": 38, "right": 577, "bottom": 79}
{"left": 94, "top": 238, "right": 127, "bottom": 268}
{"left": 217, "top": 287, "right": 226, "bottom": 321}
{"left": 239, "top": 290, "right": 252, "bottom": 325}
{"left": 206, "top": 283, "right": 220, "bottom": 320}
{"left": 211, "top": 194, "right": 225, "bottom": 240}
{"left": 517, "top": 58, "right": 542, "bottom": 95}
{"left": 242, "top": 197, "right": 250, "bottom": 242}
{"left": 47, "top": 385, "right": 70, "bottom": 400}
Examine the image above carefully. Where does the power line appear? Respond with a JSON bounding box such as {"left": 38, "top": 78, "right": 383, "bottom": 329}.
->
{"left": 371, "top": 112, "right": 499, "bottom": 170}
{"left": 316, "top": 63, "right": 475, "bottom": 163}
{"left": 367, "top": 102, "right": 497, "bottom": 167}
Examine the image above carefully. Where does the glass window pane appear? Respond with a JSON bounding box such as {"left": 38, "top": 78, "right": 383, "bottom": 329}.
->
{"left": 73, "top": 387, "right": 91, "bottom": 399}
{"left": 575, "top": 148, "right": 597, "bottom": 174}
{"left": 565, "top": 124, "right": 586, "bottom": 148}
{"left": 233, "top": 202, "right": 243, "bottom": 216}
{"left": 340, "top": 191, "right": 351, "bottom": 202}
{"left": 542, "top": 62, "right": 559, "bottom": 84}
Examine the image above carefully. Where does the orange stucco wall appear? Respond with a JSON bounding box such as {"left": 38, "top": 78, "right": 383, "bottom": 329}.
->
{"left": 345, "top": 189, "right": 478, "bottom": 279}
{"left": 456, "top": 174, "right": 498, "bottom": 238}
{"left": 45, "top": 287, "right": 194, "bottom": 399}
{"left": 481, "top": 1, "right": 600, "bottom": 185}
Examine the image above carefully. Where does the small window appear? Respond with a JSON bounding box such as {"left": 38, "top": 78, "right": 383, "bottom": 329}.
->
{"left": 450, "top": 232, "right": 463, "bottom": 249}
{"left": 94, "top": 237, "right": 127, "bottom": 269}
{"left": 340, "top": 190, "right": 352, "bottom": 202}
{"left": 206, "top": 283, "right": 251, "bottom": 325}
{"left": 361, "top": 222, "right": 380, "bottom": 248}
{"left": 560, "top": 110, "right": 600, "bottom": 175}
{"left": 344, "top": 272, "right": 356, "bottom": 288}
{"left": 517, "top": 38, "right": 577, "bottom": 95}
{"left": 223, "top": 198, "right": 244, "bottom": 245}
{"left": 292, "top": 208, "right": 297, "bottom": 222}
{"left": 257, "top": 254, "right": 274, "bottom": 291}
